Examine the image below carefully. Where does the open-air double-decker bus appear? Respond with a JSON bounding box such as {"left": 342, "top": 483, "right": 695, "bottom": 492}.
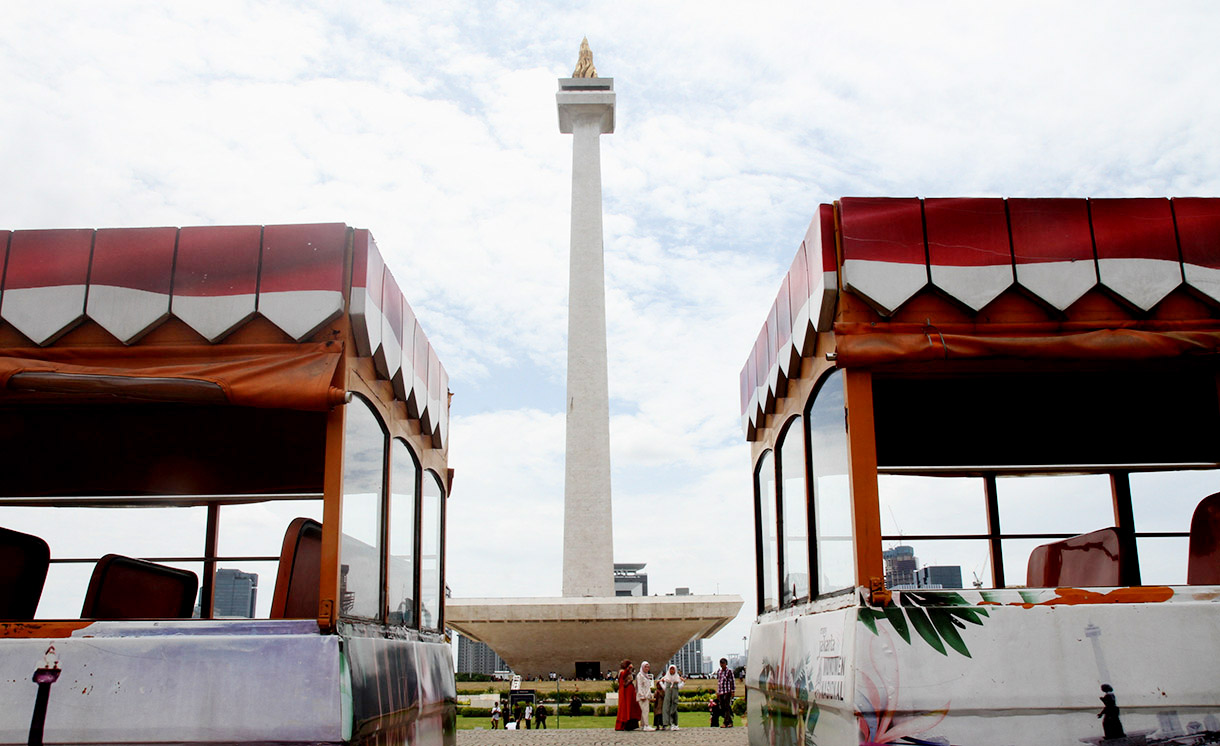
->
{"left": 741, "top": 197, "right": 1220, "bottom": 745}
{"left": 0, "top": 224, "right": 455, "bottom": 745}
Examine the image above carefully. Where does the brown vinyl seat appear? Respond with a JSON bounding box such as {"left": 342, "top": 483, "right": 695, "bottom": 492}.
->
{"left": 0, "top": 526, "right": 51, "bottom": 620}
{"left": 81, "top": 554, "right": 198, "bottom": 619}
{"left": 270, "top": 517, "right": 322, "bottom": 619}
{"left": 1188, "top": 492, "right": 1220, "bottom": 585}
{"left": 1025, "top": 543, "right": 1051, "bottom": 588}
{"left": 1026, "top": 527, "right": 1123, "bottom": 587}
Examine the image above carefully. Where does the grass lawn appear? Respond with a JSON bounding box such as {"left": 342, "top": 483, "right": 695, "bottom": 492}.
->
{"left": 457, "top": 712, "right": 742, "bottom": 730}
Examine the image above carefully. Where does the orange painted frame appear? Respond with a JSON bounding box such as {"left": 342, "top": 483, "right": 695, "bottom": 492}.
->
{"left": 317, "top": 403, "right": 346, "bottom": 631}
{"left": 843, "top": 369, "right": 884, "bottom": 591}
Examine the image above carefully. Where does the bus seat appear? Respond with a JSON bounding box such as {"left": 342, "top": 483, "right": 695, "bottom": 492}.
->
{"left": 270, "top": 517, "right": 322, "bottom": 619}
{"left": 0, "top": 526, "right": 51, "bottom": 619}
{"left": 1025, "top": 543, "right": 1051, "bottom": 587}
{"left": 1188, "top": 492, "right": 1220, "bottom": 585}
{"left": 81, "top": 554, "right": 198, "bottom": 619}
{"left": 1026, "top": 528, "right": 1123, "bottom": 587}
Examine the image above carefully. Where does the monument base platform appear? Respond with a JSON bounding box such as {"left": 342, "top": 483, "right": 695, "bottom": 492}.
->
{"left": 446, "top": 595, "right": 743, "bottom": 679}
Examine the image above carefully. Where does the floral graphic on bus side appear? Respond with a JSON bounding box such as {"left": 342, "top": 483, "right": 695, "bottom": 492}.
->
{"left": 858, "top": 591, "right": 988, "bottom": 658}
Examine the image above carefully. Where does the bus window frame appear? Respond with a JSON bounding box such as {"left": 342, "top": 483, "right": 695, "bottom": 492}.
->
{"left": 871, "top": 468, "right": 1210, "bottom": 589}
{"left": 388, "top": 436, "right": 422, "bottom": 628}
{"left": 419, "top": 468, "right": 447, "bottom": 632}
{"left": 753, "top": 449, "right": 777, "bottom": 615}
{"left": 776, "top": 414, "right": 811, "bottom": 608}
{"left": 339, "top": 392, "right": 389, "bottom": 623}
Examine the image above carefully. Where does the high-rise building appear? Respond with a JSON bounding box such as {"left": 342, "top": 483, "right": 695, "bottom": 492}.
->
{"left": 885, "top": 546, "right": 964, "bottom": 590}
{"left": 669, "top": 637, "right": 705, "bottom": 675}
{"left": 883, "top": 546, "right": 917, "bottom": 588}
{"left": 614, "top": 563, "right": 648, "bottom": 597}
{"left": 213, "top": 569, "right": 257, "bottom": 618}
{"left": 918, "top": 565, "right": 963, "bottom": 589}
{"left": 456, "top": 633, "right": 510, "bottom": 676}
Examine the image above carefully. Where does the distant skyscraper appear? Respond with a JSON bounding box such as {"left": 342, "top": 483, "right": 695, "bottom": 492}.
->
{"left": 669, "top": 637, "right": 705, "bottom": 675}
{"left": 918, "top": 565, "right": 963, "bottom": 589}
{"left": 885, "top": 546, "right": 964, "bottom": 590}
{"left": 456, "top": 633, "right": 510, "bottom": 676}
{"left": 213, "top": 569, "right": 258, "bottom": 618}
{"left": 883, "top": 546, "right": 917, "bottom": 588}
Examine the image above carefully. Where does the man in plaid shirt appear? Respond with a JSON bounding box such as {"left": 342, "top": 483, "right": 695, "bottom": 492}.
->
{"left": 712, "top": 657, "right": 735, "bottom": 727}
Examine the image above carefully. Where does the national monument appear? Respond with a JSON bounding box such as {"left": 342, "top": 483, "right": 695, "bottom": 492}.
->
{"left": 446, "top": 40, "right": 741, "bottom": 679}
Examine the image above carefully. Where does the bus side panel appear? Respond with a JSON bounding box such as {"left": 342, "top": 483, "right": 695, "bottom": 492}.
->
{"left": 0, "top": 625, "right": 344, "bottom": 745}
{"left": 345, "top": 634, "right": 456, "bottom": 746}
{"left": 854, "top": 587, "right": 1220, "bottom": 745}
{"left": 747, "top": 604, "right": 858, "bottom": 746}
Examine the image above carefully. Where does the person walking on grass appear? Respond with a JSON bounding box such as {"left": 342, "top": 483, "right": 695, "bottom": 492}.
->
{"left": 534, "top": 703, "right": 548, "bottom": 729}
{"left": 490, "top": 700, "right": 501, "bottom": 729}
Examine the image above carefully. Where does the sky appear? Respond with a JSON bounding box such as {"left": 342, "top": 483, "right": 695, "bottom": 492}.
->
{"left": 3, "top": 1, "right": 1220, "bottom": 665}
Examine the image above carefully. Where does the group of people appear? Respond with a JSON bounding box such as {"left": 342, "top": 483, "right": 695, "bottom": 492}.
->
{"left": 613, "top": 657, "right": 736, "bottom": 731}
{"left": 489, "top": 701, "right": 547, "bottom": 730}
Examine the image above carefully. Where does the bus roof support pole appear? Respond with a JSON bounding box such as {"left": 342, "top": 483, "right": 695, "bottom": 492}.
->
{"left": 844, "top": 369, "right": 885, "bottom": 597}
{"left": 319, "top": 404, "right": 346, "bottom": 632}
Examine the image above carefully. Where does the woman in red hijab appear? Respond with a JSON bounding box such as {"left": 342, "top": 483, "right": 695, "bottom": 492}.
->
{"left": 614, "top": 659, "right": 641, "bottom": 731}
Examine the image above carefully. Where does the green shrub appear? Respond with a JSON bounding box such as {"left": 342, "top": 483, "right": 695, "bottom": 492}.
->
{"left": 458, "top": 707, "right": 492, "bottom": 718}
{"left": 732, "top": 697, "right": 746, "bottom": 716}
{"left": 455, "top": 673, "right": 494, "bottom": 682}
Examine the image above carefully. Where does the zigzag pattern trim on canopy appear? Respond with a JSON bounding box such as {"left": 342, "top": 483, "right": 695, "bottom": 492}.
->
{"left": 0, "top": 223, "right": 448, "bottom": 449}
{"left": 740, "top": 197, "right": 1220, "bottom": 439}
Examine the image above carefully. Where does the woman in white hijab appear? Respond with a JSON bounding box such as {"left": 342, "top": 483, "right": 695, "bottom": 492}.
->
{"left": 635, "top": 661, "right": 655, "bottom": 731}
{"left": 660, "top": 664, "right": 685, "bottom": 730}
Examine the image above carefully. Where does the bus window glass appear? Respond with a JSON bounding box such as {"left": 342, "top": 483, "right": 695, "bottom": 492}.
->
{"left": 778, "top": 418, "right": 809, "bottom": 605}
{"left": 1129, "top": 470, "right": 1219, "bottom": 586}
{"left": 389, "top": 439, "right": 419, "bottom": 627}
{"left": 39, "top": 564, "right": 95, "bottom": 619}
{"left": 808, "top": 371, "right": 853, "bottom": 594}
{"left": 215, "top": 561, "right": 277, "bottom": 618}
{"left": 755, "top": 450, "right": 778, "bottom": 611}
{"left": 1001, "top": 538, "right": 1047, "bottom": 587}
{"left": 1135, "top": 537, "right": 1188, "bottom": 585}
{"left": 996, "top": 474, "right": 1113, "bottom": 535}
{"left": 0, "top": 505, "right": 206, "bottom": 619}
{"left": 217, "top": 500, "right": 324, "bottom": 557}
{"left": 879, "top": 476, "right": 987, "bottom": 536}
{"left": 341, "top": 397, "right": 386, "bottom": 621}
{"left": 1129, "top": 470, "right": 1220, "bottom": 532}
{"left": 882, "top": 539, "right": 987, "bottom": 589}
{"left": 420, "top": 470, "right": 444, "bottom": 630}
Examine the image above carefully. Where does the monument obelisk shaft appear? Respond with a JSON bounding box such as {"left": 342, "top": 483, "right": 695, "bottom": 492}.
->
{"left": 444, "top": 43, "right": 742, "bottom": 679}
{"left": 558, "top": 41, "right": 616, "bottom": 597}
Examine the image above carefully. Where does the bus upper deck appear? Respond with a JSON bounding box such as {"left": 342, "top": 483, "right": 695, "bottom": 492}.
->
{"left": 0, "top": 224, "right": 455, "bottom": 745}
{"left": 740, "top": 197, "right": 1220, "bottom": 746}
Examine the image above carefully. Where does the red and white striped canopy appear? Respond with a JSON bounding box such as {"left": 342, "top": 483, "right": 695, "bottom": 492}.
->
{"left": 0, "top": 223, "right": 448, "bottom": 449}
{"left": 740, "top": 197, "right": 1220, "bottom": 439}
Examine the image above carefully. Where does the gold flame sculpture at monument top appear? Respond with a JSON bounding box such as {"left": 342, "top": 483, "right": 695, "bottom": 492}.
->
{"left": 572, "top": 37, "right": 597, "bottom": 78}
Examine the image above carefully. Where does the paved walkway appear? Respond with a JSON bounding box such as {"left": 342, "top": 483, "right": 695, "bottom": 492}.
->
{"left": 458, "top": 726, "right": 747, "bottom": 746}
